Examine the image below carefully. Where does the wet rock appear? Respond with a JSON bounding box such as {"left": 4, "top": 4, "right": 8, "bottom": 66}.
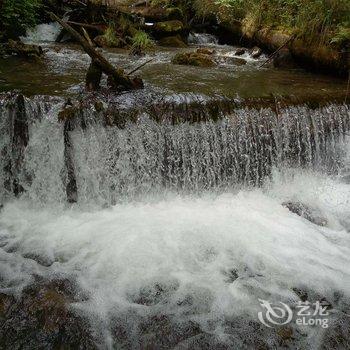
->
{"left": 1, "top": 40, "right": 43, "bottom": 59}
{"left": 196, "top": 47, "right": 216, "bottom": 55}
{"left": 321, "top": 312, "right": 350, "bottom": 349}
{"left": 222, "top": 268, "right": 239, "bottom": 283}
{"left": 273, "top": 48, "right": 296, "bottom": 68}
{"left": 251, "top": 46, "right": 263, "bottom": 58}
{"left": 153, "top": 20, "right": 184, "bottom": 37}
{"left": 277, "top": 326, "right": 294, "bottom": 342}
{"left": 283, "top": 201, "right": 327, "bottom": 226}
{"left": 235, "top": 48, "right": 246, "bottom": 56}
{"left": 140, "top": 315, "right": 202, "bottom": 349}
{"left": 0, "top": 280, "right": 96, "bottom": 349}
{"left": 293, "top": 287, "right": 308, "bottom": 302}
{"left": 172, "top": 51, "right": 216, "bottom": 67}
{"left": 158, "top": 35, "right": 188, "bottom": 48}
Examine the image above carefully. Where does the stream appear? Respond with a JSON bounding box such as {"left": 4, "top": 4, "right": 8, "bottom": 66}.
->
{"left": 0, "top": 23, "right": 350, "bottom": 349}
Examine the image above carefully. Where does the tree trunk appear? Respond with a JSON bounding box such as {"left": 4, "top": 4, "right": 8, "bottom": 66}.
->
{"left": 49, "top": 12, "right": 143, "bottom": 91}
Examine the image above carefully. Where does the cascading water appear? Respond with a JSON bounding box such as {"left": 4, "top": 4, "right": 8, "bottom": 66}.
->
{"left": 0, "top": 94, "right": 350, "bottom": 349}
{"left": 188, "top": 33, "right": 219, "bottom": 45}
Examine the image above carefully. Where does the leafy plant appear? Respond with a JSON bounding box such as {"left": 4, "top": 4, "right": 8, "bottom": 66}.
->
{"left": 130, "top": 31, "right": 155, "bottom": 55}
{"left": 103, "top": 25, "right": 120, "bottom": 47}
{"left": 0, "top": 0, "right": 42, "bottom": 39}
{"left": 194, "top": 0, "right": 350, "bottom": 47}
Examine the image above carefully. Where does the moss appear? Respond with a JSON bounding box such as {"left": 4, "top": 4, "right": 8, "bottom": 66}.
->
{"left": 153, "top": 20, "right": 184, "bottom": 34}
{"left": 166, "top": 7, "right": 183, "bottom": 20}
{"left": 158, "top": 35, "right": 187, "bottom": 48}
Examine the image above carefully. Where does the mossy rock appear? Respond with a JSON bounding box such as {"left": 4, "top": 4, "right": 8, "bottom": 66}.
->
{"left": 172, "top": 52, "right": 216, "bottom": 67}
{"left": 153, "top": 20, "right": 184, "bottom": 35}
{"left": 3, "top": 40, "right": 43, "bottom": 58}
{"left": 166, "top": 7, "right": 183, "bottom": 21}
{"left": 158, "top": 36, "right": 187, "bottom": 48}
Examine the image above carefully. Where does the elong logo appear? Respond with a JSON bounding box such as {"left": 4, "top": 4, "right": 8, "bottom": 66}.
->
{"left": 258, "top": 299, "right": 330, "bottom": 329}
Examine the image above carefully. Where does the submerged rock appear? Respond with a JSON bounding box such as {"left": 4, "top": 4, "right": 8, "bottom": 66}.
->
{"left": 283, "top": 201, "right": 327, "bottom": 226}
{"left": 158, "top": 35, "right": 187, "bottom": 48}
{"left": 172, "top": 51, "right": 216, "bottom": 67}
{"left": 0, "top": 280, "right": 96, "bottom": 349}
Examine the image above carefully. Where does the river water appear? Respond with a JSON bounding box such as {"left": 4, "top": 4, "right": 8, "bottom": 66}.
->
{"left": 0, "top": 24, "right": 350, "bottom": 349}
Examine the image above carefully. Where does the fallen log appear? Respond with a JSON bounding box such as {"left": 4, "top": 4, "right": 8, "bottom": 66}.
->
{"left": 49, "top": 12, "right": 143, "bottom": 91}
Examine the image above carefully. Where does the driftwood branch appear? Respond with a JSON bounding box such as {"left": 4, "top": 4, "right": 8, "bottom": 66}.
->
{"left": 49, "top": 12, "right": 143, "bottom": 91}
{"left": 127, "top": 59, "right": 153, "bottom": 76}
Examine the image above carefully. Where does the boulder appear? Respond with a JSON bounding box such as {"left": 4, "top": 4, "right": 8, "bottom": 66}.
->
{"left": 153, "top": 20, "right": 184, "bottom": 37}
{"left": 251, "top": 46, "right": 263, "bottom": 58}
{"left": 172, "top": 51, "right": 216, "bottom": 67}
{"left": 158, "top": 36, "right": 188, "bottom": 48}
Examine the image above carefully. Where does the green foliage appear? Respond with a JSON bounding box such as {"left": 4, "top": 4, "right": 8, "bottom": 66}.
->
{"left": 0, "top": 0, "right": 42, "bottom": 39}
{"left": 131, "top": 31, "right": 155, "bottom": 54}
{"left": 195, "top": 0, "right": 350, "bottom": 47}
{"left": 103, "top": 25, "right": 120, "bottom": 47}
{"left": 331, "top": 25, "right": 350, "bottom": 46}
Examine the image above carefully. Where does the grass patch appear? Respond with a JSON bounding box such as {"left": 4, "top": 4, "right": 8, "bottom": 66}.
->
{"left": 131, "top": 31, "right": 155, "bottom": 55}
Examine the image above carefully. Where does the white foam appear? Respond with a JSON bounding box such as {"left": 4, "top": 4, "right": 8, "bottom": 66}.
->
{"left": 22, "top": 22, "right": 62, "bottom": 43}
{"left": 0, "top": 170, "right": 349, "bottom": 331}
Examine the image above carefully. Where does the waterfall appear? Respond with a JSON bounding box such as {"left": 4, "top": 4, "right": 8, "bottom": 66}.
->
{"left": 188, "top": 33, "right": 219, "bottom": 45}
{"left": 21, "top": 22, "right": 62, "bottom": 43}
{"left": 1, "top": 94, "right": 350, "bottom": 349}
{"left": 0, "top": 95, "right": 349, "bottom": 205}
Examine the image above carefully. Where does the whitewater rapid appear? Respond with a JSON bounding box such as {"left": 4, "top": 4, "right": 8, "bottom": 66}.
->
{"left": 0, "top": 95, "right": 350, "bottom": 347}
{"left": 1, "top": 167, "right": 350, "bottom": 346}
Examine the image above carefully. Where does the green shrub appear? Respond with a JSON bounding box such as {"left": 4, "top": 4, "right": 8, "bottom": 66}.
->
{"left": 130, "top": 31, "right": 155, "bottom": 55}
{"left": 0, "top": 0, "right": 42, "bottom": 39}
{"left": 194, "top": 0, "right": 350, "bottom": 47}
{"left": 103, "top": 25, "right": 120, "bottom": 47}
